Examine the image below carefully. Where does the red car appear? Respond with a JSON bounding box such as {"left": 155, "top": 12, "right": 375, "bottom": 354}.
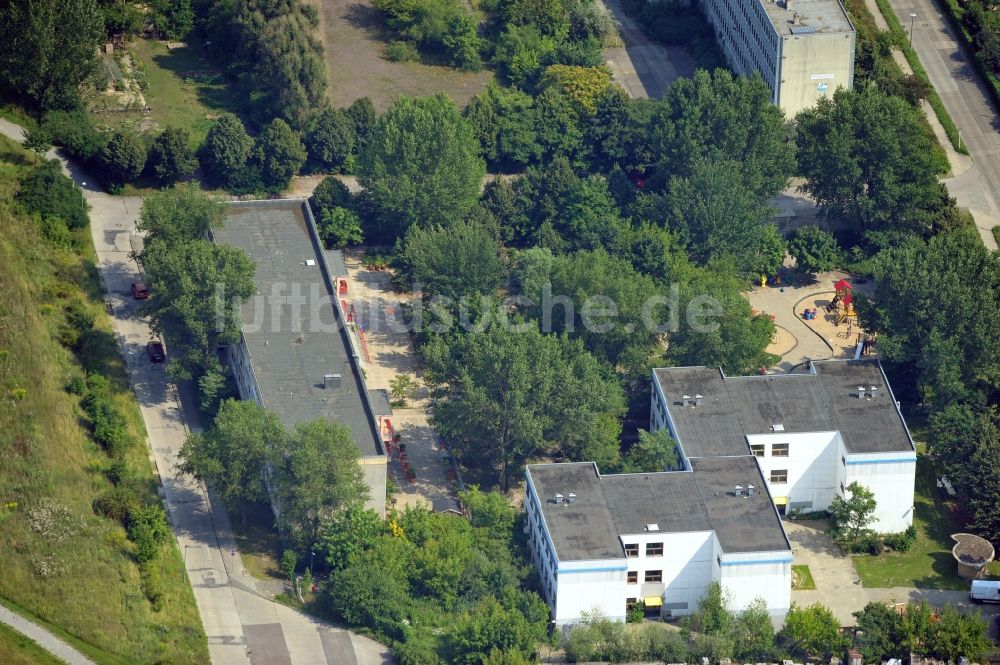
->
{"left": 131, "top": 282, "right": 150, "bottom": 300}
{"left": 146, "top": 341, "right": 165, "bottom": 363}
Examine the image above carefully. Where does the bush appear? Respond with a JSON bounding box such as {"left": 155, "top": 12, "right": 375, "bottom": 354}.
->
{"left": 884, "top": 525, "right": 917, "bottom": 552}
{"left": 318, "top": 207, "right": 364, "bottom": 248}
{"left": 94, "top": 485, "right": 141, "bottom": 524}
{"left": 850, "top": 534, "right": 884, "bottom": 555}
{"left": 387, "top": 40, "right": 420, "bottom": 62}
{"left": 16, "top": 159, "right": 89, "bottom": 230}
{"left": 140, "top": 563, "right": 165, "bottom": 611}
{"left": 147, "top": 126, "right": 198, "bottom": 183}
{"left": 41, "top": 109, "right": 105, "bottom": 160}
{"left": 99, "top": 129, "right": 147, "bottom": 186}
{"left": 127, "top": 504, "right": 171, "bottom": 563}
{"left": 83, "top": 373, "right": 131, "bottom": 458}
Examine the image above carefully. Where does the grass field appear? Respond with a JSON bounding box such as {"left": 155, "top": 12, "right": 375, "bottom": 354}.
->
{"left": 793, "top": 565, "right": 817, "bottom": 590}
{"left": 854, "top": 458, "right": 969, "bottom": 590}
{"left": 229, "top": 501, "right": 284, "bottom": 582}
{"left": 108, "top": 39, "right": 240, "bottom": 145}
{"left": 316, "top": 0, "right": 492, "bottom": 111}
{"left": 0, "top": 622, "right": 65, "bottom": 665}
{"left": 0, "top": 135, "right": 207, "bottom": 664}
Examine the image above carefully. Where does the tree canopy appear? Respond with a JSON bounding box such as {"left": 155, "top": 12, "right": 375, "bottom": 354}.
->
{"left": 397, "top": 220, "right": 503, "bottom": 300}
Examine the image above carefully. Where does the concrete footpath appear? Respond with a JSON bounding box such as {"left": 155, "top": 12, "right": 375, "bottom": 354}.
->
{"left": 0, "top": 604, "right": 96, "bottom": 665}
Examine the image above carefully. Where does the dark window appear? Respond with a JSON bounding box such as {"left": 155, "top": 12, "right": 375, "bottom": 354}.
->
{"left": 770, "top": 469, "right": 788, "bottom": 484}
{"left": 645, "top": 570, "right": 662, "bottom": 583}
{"left": 624, "top": 543, "right": 639, "bottom": 557}
{"left": 627, "top": 571, "right": 638, "bottom": 584}
{"left": 750, "top": 443, "right": 765, "bottom": 457}
{"left": 772, "top": 443, "right": 789, "bottom": 457}
{"left": 646, "top": 542, "right": 664, "bottom": 556}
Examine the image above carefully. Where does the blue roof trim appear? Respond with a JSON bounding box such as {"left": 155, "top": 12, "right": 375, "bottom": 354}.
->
{"left": 557, "top": 565, "right": 628, "bottom": 574}
{"left": 720, "top": 556, "right": 793, "bottom": 566}
{"left": 846, "top": 456, "right": 916, "bottom": 465}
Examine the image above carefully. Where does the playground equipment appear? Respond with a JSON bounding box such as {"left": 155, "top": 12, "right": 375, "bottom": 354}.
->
{"left": 831, "top": 279, "right": 857, "bottom": 326}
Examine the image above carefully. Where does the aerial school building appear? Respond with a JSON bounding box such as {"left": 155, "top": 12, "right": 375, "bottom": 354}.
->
{"left": 701, "top": 0, "right": 856, "bottom": 116}
{"left": 525, "top": 360, "right": 915, "bottom": 625}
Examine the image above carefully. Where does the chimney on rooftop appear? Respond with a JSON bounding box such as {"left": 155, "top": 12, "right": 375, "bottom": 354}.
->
{"left": 567, "top": 492, "right": 577, "bottom": 504}
{"left": 682, "top": 394, "right": 692, "bottom": 407}
{"left": 747, "top": 484, "right": 755, "bottom": 497}
{"left": 694, "top": 394, "right": 704, "bottom": 406}
{"left": 324, "top": 373, "right": 342, "bottom": 389}
{"left": 554, "top": 493, "right": 564, "bottom": 504}
{"left": 734, "top": 484, "right": 744, "bottom": 497}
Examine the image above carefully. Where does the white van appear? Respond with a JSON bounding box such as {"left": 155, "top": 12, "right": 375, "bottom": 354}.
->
{"left": 969, "top": 580, "right": 1000, "bottom": 603}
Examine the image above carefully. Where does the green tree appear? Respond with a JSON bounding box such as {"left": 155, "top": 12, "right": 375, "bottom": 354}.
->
{"left": 787, "top": 225, "right": 841, "bottom": 274}
{"left": 22, "top": 126, "right": 50, "bottom": 158}
{"left": 423, "top": 325, "right": 625, "bottom": 490}
{"left": 443, "top": 597, "right": 536, "bottom": 665}
{"left": 733, "top": 598, "right": 775, "bottom": 662}
{"left": 147, "top": 126, "right": 198, "bottom": 183}
{"left": 325, "top": 562, "right": 410, "bottom": 640}
{"left": 829, "top": 481, "right": 877, "bottom": 543}
{"left": 651, "top": 69, "right": 793, "bottom": 201}
{"left": 588, "top": 88, "right": 655, "bottom": 173}
{"left": 966, "top": 416, "right": 1000, "bottom": 542}
{"left": 177, "top": 399, "right": 285, "bottom": 521}
{"left": 318, "top": 207, "right": 364, "bottom": 248}
{"left": 358, "top": 94, "right": 485, "bottom": 240}
{"left": 397, "top": 220, "right": 503, "bottom": 300}
{"left": 796, "top": 86, "right": 951, "bottom": 246}
{"left": 662, "top": 159, "right": 783, "bottom": 277}
{"left": 689, "top": 581, "right": 734, "bottom": 637}
{"left": 622, "top": 429, "right": 679, "bottom": 472}
{"left": 319, "top": 506, "right": 386, "bottom": 572}
{"left": 309, "top": 176, "right": 352, "bottom": 218}
{"left": 346, "top": 97, "right": 378, "bottom": 154}
{"left": 926, "top": 605, "right": 991, "bottom": 661}
{"left": 135, "top": 183, "right": 226, "bottom": 245}
{"left": 464, "top": 83, "right": 540, "bottom": 169}
{"left": 273, "top": 418, "right": 369, "bottom": 551}
{"left": 16, "top": 159, "right": 89, "bottom": 230}
{"left": 777, "top": 603, "right": 848, "bottom": 659}
{"left": 100, "top": 129, "right": 147, "bottom": 186}
{"left": 853, "top": 602, "right": 907, "bottom": 663}
{"left": 149, "top": 0, "right": 194, "bottom": 39}
{"left": 200, "top": 113, "right": 254, "bottom": 189}
{"left": 41, "top": 108, "right": 104, "bottom": 160}
{"left": 304, "top": 107, "right": 356, "bottom": 172}
{"left": 0, "top": 0, "right": 104, "bottom": 110}
{"left": 253, "top": 118, "right": 307, "bottom": 189}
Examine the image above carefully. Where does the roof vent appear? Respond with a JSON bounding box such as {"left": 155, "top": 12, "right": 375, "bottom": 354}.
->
{"left": 681, "top": 394, "right": 691, "bottom": 407}
{"left": 772, "top": 423, "right": 785, "bottom": 432}
{"left": 734, "top": 484, "right": 744, "bottom": 497}
{"left": 305, "top": 259, "right": 316, "bottom": 267}
{"left": 857, "top": 385, "right": 866, "bottom": 399}
{"left": 324, "top": 373, "right": 341, "bottom": 389}
{"left": 567, "top": 492, "right": 577, "bottom": 504}
{"left": 694, "top": 394, "right": 704, "bottom": 407}
{"left": 645, "top": 523, "right": 660, "bottom": 532}
{"left": 747, "top": 484, "right": 755, "bottom": 497}
{"left": 554, "top": 493, "right": 564, "bottom": 504}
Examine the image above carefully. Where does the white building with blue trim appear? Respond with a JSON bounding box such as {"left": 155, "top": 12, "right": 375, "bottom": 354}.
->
{"left": 524, "top": 359, "right": 914, "bottom": 626}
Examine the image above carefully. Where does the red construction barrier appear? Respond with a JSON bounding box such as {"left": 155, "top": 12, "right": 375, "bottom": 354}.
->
{"left": 358, "top": 326, "right": 371, "bottom": 362}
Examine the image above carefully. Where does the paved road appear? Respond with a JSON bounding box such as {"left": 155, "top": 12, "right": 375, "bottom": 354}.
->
{"left": 0, "top": 604, "right": 96, "bottom": 665}
{"left": 0, "top": 118, "right": 393, "bottom": 665}
{"left": 887, "top": 0, "right": 1000, "bottom": 248}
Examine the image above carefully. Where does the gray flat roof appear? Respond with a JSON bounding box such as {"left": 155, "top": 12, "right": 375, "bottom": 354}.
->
{"left": 527, "top": 457, "right": 789, "bottom": 561}
{"left": 213, "top": 200, "right": 383, "bottom": 458}
{"left": 762, "top": 0, "right": 854, "bottom": 37}
{"left": 654, "top": 360, "right": 913, "bottom": 457}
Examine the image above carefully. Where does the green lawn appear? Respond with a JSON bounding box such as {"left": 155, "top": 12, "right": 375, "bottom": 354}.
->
{"left": 228, "top": 501, "right": 284, "bottom": 583}
{"left": 129, "top": 39, "right": 241, "bottom": 146}
{"left": 854, "top": 458, "right": 969, "bottom": 590}
{"left": 0, "top": 621, "right": 66, "bottom": 665}
{"left": 793, "top": 565, "right": 817, "bottom": 590}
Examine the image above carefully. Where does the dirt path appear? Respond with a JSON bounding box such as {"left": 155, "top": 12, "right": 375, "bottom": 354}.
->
{"left": 315, "top": 0, "right": 491, "bottom": 110}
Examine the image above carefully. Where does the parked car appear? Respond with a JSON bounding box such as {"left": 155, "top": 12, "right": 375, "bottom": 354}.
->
{"left": 131, "top": 281, "right": 149, "bottom": 299}
{"left": 146, "top": 341, "right": 165, "bottom": 363}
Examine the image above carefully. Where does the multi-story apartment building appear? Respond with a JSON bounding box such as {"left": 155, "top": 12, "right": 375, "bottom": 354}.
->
{"left": 525, "top": 359, "right": 914, "bottom": 626}
{"left": 702, "top": 0, "right": 856, "bottom": 116}
{"left": 213, "top": 199, "right": 387, "bottom": 516}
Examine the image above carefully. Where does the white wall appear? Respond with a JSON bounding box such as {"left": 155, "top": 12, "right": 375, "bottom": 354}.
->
{"left": 622, "top": 530, "right": 716, "bottom": 617}
{"left": 718, "top": 549, "right": 792, "bottom": 619}
{"left": 845, "top": 452, "right": 916, "bottom": 532}
{"left": 747, "top": 431, "right": 840, "bottom": 512}
{"left": 555, "top": 560, "right": 629, "bottom": 624}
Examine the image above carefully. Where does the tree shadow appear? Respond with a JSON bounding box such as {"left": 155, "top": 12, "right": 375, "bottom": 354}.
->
{"left": 150, "top": 44, "right": 239, "bottom": 115}
{"left": 344, "top": 2, "right": 388, "bottom": 36}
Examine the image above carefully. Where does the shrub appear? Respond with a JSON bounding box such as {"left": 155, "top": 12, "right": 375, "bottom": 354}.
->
{"left": 850, "top": 534, "right": 884, "bottom": 555}
{"left": 318, "top": 207, "right": 364, "bottom": 248}
{"left": 884, "top": 525, "right": 917, "bottom": 552}
{"left": 387, "top": 40, "right": 420, "bottom": 62}
{"left": 147, "top": 126, "right": 198, "bottom": 183}
{"left": 625, "top": 601, "right": 643, "bottom": 623}
{"left": 140, "top": 563, "right": 165, "bottom": 611}
{"left": 41, "top": 109, "right": 104, "bottom": 160}
{"left": 99, "top": 129, "right": 147, "bottom": 186}
{"left": 16, "top": 159, "right": 89, "bottom": 230}
{"left": 127, "top": 504, "right": 171, "bottom": 563}
{"left": 94, "top": 485, "right": 141, "bottom": 524}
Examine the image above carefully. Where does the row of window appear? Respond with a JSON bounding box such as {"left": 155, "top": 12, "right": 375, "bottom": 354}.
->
{"left": 624, "top": 542, "right": 663, "bottom": 557}
{"left": 750, "top": 442, "right": 789, "bottom": 457}
{"left": 627, "top": 570, "right": 662, "bottom": 584}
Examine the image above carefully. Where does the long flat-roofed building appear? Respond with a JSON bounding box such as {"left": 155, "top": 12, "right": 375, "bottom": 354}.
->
{"left": 702, "top": 0, "right": 856, "bottom": 116}
{"left": 212, "top": 199, "right": 386, "bottom": 516}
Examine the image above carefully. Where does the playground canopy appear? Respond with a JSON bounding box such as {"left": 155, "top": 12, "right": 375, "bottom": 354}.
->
{"left": 834, "top": 279, "right": 852, "bottom": 291}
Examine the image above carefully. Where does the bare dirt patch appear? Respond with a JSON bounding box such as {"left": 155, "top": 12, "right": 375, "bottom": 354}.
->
{"left": 313, "top": 0, "right": 493, "bottom": 111}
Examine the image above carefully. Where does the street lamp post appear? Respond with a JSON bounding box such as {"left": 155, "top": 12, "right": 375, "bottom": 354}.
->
{"left": 909, "top": 12, "right": 917, "bottom": 47}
